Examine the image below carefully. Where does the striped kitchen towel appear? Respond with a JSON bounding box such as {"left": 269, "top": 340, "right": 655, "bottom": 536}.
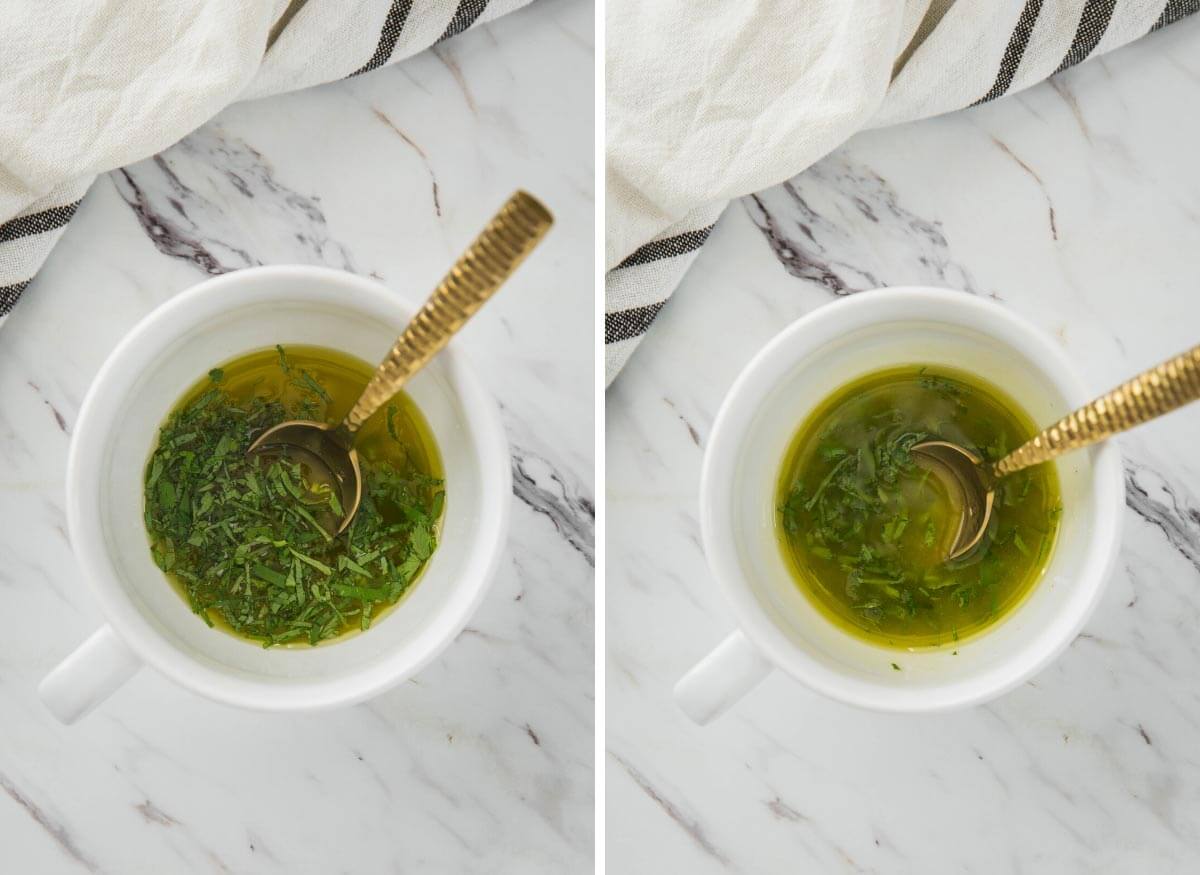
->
{"left": 605, "top": 0, "right": 1199, "bottom": 385}
{"left": 0, "top": 0, "right": 531, "bottom": 331}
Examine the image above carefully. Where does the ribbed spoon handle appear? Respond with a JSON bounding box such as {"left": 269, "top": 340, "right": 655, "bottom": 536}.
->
{"left": 993, "top": 343, "right": 1200, "bottom": 477}
{"left": 342, "top": 191, "right": 553, "bottom": 433}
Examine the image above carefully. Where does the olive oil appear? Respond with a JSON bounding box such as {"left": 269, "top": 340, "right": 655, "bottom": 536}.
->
{"left": 776, "top": 366, "right": 1061, "bottom": 649}
{"left": 171, "top": 345, "right": 442, "bottom": 483}
{"left": 144, "top": 345, "right": 444, "bottom": 647}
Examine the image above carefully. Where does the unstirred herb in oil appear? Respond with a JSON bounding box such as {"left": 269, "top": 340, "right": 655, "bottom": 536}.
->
{"left": 144, "top": 345, "right": 444, "bottom": 647}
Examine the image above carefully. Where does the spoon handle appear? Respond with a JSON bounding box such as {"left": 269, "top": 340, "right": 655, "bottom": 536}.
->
{"left": 342, "top": 191, "right": 553, "bottom": 434}
{"left": 993, "top": 343, "right": 1200, "bottom": 477}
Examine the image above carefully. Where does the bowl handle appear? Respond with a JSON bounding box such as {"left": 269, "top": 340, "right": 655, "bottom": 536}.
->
{"left": 673, "top": 630, "right": 773, "bottom": 725}
{"left": 39, "top": 626, "right": 142, "bottom": 724}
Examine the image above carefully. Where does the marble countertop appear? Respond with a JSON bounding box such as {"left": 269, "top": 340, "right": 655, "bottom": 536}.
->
{"left": 607, "top": 15, "right": 1200, "bottom": 875}
{"left": 0, "top": 1, "right": 593, "bottom": 872}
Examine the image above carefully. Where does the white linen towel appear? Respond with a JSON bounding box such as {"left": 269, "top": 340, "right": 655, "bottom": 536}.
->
{"left": 0, "top": 0, "right": 532, "bottom": 327}
{"left": 605, "top": 0, "right": 1197, "bottom": 384}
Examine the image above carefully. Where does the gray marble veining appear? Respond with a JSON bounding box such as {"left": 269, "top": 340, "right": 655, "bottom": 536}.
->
{"left": 111, "top": 128, "right": 357, "bottom": 276}
{"left": 745, "top": 156, "right": 982, "bottom": 297}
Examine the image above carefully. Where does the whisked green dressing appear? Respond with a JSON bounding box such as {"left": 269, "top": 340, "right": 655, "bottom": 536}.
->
{"left": 776, "top": 366, "right": 1061, "bottom": 649}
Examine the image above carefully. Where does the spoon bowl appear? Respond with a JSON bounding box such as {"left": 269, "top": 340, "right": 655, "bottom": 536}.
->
{"left": 247, "top": 421, "right": 361, "bottom": 534}
{"left": 910, "top": 439, "right": 994, "bottom": 560}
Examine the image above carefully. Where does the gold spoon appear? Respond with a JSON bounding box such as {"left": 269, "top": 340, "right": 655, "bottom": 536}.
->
{"left": 912, "top": 343, "right": 1200, "bottom": 561}
{"left": 247, "top": 190, "right": 553, "bottom": 533}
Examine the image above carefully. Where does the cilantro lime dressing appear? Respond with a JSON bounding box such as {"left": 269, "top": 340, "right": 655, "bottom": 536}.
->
{"left": 143, "top": 345, "right": 444, "bottom": 647}
{"left": 776, "top": 366, "right": 1061, "bottom": 649}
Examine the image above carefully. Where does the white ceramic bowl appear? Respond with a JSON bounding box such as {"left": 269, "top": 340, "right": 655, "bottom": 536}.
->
{"left": 675, "top": 287, "right": 1124, "bottom": 723}
{"left": 40, "top": 265, "right": 511, "bottom": 723}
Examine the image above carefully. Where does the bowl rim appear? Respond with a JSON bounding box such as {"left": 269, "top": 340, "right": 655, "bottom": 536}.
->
{"left": 700, "top": 286, "right": 1124, "bottom": 713}
{"left": 66, "top": 264, "right": 511, "bottom": 711}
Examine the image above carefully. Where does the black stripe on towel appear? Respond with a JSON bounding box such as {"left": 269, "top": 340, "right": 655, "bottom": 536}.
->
{"left": 972, "top": 0, "right": 1045, "bottom": 105}
{"left": 1153, "top": 0, "right": 1200, "bottom": 30}
{"left": 0, "top": 201, "right": 81, "bottom": 244}
{"left": 349, "top": 0, "right": 415, "bottom": 76}
{"left": 0, "top": 279, "right": 31, "bottom": 316}
{"left": 605, "top": 301, "right": 665, "bottom": 345}
{"left": 437, "top": 0, "right": 490, "bottom": 43}
{"left": 613, "top": 225, "right": 714, "bottom": 271}
{"left": 1054, "top": 0, "right": 1116, "bottom": 73}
